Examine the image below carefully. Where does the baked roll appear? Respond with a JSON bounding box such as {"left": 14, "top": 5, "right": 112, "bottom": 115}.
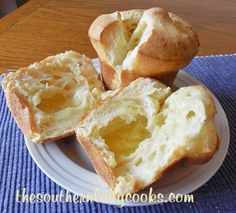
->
{"left": 76, "top": 78, "right": 219, "bottom": 195}
{"left": 2, "top": 51, "right": 105, "bottom": 143}
{"left": 89, "top": 8, "right": 199, "bottom": 90}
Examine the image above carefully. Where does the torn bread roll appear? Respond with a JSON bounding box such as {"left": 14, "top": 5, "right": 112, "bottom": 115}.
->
{"left": 89, "top": 8, "right": 199, "bottom": 90}
{"left": 76, "top": 78, "right": 219, "bottom": 195}
{"left": 1, "top": 51, "right": 105, "bottom": 144}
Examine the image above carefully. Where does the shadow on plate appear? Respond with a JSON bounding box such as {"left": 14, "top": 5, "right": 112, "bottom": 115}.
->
{"left": 56, "top": 135, "right": 199, "bottom": 189}
{"left": 56, "top": 135, "right": 96, "bottom": 173}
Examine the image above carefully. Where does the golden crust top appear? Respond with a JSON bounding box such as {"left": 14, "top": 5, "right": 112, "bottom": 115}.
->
{"left": 89, "top": 7, "right": 199, "bottom": 89}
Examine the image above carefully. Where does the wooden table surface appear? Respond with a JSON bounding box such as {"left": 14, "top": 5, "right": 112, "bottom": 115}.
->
{"left": 0, "top": 0, "right": 235, "bottom": 73}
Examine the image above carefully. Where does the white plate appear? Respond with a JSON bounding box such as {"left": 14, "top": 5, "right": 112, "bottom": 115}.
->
{"left": 25, "top": 59, "right": 230, "bottom": 206}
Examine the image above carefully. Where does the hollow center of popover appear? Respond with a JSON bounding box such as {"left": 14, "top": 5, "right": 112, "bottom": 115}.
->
{"left": 100, "top": 115, "right": 150, "bottom": 161}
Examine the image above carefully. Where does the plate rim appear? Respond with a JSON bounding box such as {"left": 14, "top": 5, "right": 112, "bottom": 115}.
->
{"left": 25, "top": 59, "right": 230, "bottom": 206}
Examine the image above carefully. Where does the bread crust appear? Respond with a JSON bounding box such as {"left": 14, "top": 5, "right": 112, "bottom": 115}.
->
{"left": 5, "top": 86, "right": 35, "bottom": 139}
{"left": 4, "top": 85, "right": 75, "bottom": 144}
{"left": 89, "top": 7, "right": 199, "bottom": 89}
{"left": 77, "top": 132, "right": 219, "bottom": 194}
{"left": 2, "top": 51, "right": 104, "bottom": 144}
{"left": 100, "top": 59, "right": 177, "bottom": 89}
{"left": 99, "top": 60, "right": 140, "bottom": 90}
{"left": 77, "top": 135, "right": 116, "bottom": 189}
{"left": 76, "top": 79, "right": 219, "bottom": 195}
{"left": 143, "top": 136, "right": 220, "bottom": 193}
{"left": 138, "top": 137, "right": 220, "bottom": 193}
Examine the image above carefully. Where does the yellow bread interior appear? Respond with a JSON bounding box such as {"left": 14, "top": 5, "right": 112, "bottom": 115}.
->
{"left": 89, "top": 8, "right": 199, "bottom": 88}
{"left": 2, "top": 51, "right": 105, "bottom": 143}
{"left": 76, "top": 78, "right": 218, "bottom": 194}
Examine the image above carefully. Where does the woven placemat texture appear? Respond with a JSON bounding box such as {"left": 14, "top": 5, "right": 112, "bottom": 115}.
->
{"left": 0, "top": 55, "right": 236, "bottom": 212}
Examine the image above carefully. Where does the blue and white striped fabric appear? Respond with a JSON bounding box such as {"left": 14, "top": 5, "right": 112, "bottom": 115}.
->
{"left": 0, "top": 54, "right": 236, "bottom": 212}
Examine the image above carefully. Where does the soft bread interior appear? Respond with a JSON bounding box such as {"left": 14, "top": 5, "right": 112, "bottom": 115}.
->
{"left": 104, "top": 10, "right": 144, "bottom": 67}
{"left": 90, "top": 8, "right": 198, "bottom": 88}
{"left": 76, "top": 78, "right": 218, "bottom": 194}
{"left": 2, "top": 51, "right": 105, "bottom": 143}
{"left": 98, "top": 10, "right": 145, "bottom": 86}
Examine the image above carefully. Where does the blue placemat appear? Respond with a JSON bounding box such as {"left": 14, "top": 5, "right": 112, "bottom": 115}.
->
{"left": 0, "top": 54, "right": 236, "bottom": 212}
